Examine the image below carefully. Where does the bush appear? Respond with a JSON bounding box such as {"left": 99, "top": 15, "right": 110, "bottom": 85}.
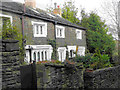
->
{"left": 73, "top": 52, "right": 112, "bottom": 70}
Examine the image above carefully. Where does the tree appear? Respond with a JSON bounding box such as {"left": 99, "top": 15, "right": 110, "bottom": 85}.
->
{"left": 80, "top": 11, "right": 115, "bottom": 59}
{"left": 46, "top": 0, "right": 79, "bottom": 24}
{"left": 101, "top": 0, "right": 119, "bottom": 40}
{"left": 62, "top": 0, "right": 80, "bottom": 24}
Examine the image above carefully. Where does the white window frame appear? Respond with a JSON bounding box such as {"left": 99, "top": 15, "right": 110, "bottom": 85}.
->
{"left": 0, "top": 14, "right": 13, "bottom": 23}
{"left": 77, "top": 46, "right": 85, "bottom": 56}
{"left": 67, "top": 46, "right": 76, "bottom": 58}
{"left": 76, "top": 29, "right": 82, "bottom": 39}
{"left": 56, "top": 25, "right": 65, "bottom": 38}
{"left": 32, "top": 21, "right": 47, "bottom": 37}
{"left": 57, "top": 47, "right": 66, "bottom": 62}
{"left": 25, "top": 45, "right": 53, "bottom": 63}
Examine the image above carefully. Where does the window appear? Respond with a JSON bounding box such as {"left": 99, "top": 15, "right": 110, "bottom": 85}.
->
{"left": 76, "top": 29, "right": 82, "bottom": 39}
{"left": 70, "top": 50, "right": 74, "bottom": 58}
{"left": 56, "top": 25, "right": 65, "bottom": 38}
{"left": 0, "top": 14, "right": 12, "bottom": 23}
{"left": 67, "top": 46, "right": 76, "bottom": 58}
{"left": 77, "top": 46, "right": 85, "bottom": 56}
{"left": 32, "top": 21, "right": 47, "bottom": 37}
{"left": 0, "top": 14, "right": 12, "bottom": 36}
{"left": 25, "top": 45, "right": 53, "bottom": 63}
{"left": 57, "top": 47, "right": 66, "bottom": 62}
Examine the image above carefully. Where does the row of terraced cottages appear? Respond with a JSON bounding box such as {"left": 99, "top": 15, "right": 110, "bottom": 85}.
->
{"left": 0, "top": 1, "right": 86, "bottom": 63}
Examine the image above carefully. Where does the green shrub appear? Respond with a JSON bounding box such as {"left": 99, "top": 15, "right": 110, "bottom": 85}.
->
{"left": 1, "top": 18, "right": 25, "bottom": 63}
{"left": 73, "top": 50, "right": 112, "bottom": 70}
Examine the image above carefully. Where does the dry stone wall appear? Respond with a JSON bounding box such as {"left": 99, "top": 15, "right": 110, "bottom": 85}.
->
{"left": 1, "top": 40, "right": 21, "bottom": 89}
{"left": 84, "top": 65, "right": 120, "bottom": 88}
{"left": 36, "top": 63, "right": 84, "bottom": 89}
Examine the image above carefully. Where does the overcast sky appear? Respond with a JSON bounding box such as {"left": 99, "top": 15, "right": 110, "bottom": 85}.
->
{"left": 12, "top": 0, "right": 103, "bottom": 12}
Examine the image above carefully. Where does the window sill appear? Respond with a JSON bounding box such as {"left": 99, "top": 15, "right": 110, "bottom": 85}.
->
{"left": 34, "top": 35, "right": 47, "bottom": 37}
{"left": 56, "top": 36, "right": 65, "bottom": 38}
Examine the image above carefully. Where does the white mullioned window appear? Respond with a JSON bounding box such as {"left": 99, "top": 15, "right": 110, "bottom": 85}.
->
{"left": 32, "top": 21, "right": 47, "bottom": 37}
{"left": 76, "top": 29, "right": 82, "bottom": 39}
{"left": 77, "top": 46, "right": 85, "bottom": 56}
{"left": 67, "top": 46, "right": 76, "bottom": 58}
{"left": 0, "top": 14, "right": 12, "bottom": 23}
{"left": 0, "top": 14, "right": 12, "bottom": 29}
{"left": 57, "top": 47, "right": 66, "bottom": 62}
{"left": 25, "top": 45, "right": 53, "bottom": 63}
{"left": 56, "top": 25, "right": 65, "bottom": 38}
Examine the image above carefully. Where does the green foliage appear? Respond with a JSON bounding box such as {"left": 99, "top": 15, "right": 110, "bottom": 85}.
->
{"left": 2, "top": 18, "right": 18, "bottom": 40}
{"left": 1, "top": 17, "right": 25, "bottom": 62}
{"left": 73, "top": 53, "right": 92, "bottom": 68}
{"left": 80, "top": 11, "right": 116, "bottom": 58}
{"left": 74, "top": 50, "right": 112, "bottom": 70}
{"left": 62, "top": 1, "right": 80, "bottom": 24}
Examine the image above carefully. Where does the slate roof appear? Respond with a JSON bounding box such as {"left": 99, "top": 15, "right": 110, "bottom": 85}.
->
{"left": 0, "top": 2, "right": 86, "bottom": 30}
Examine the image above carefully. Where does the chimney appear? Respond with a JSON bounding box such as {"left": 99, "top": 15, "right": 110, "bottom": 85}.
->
{"left": 25, "top": 0, "right": 36, "bottom": 9}
{"left": 53, "top": 4, "right": 62, "bottom": 17}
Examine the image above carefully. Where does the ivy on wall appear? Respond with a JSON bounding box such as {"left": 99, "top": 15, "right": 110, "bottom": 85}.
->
{"left": 47, "top": 39, "right": 57, "bottom": 60}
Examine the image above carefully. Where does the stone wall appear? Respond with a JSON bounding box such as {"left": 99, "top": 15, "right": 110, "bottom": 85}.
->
{"left": 1, "top": 40, "right": 21, "bottom": 89}
{"left": 36, "top": 63, "right": 84, "bottom": 88}
{"left": 84, "top": 65, "right": 120, "bottom": 88}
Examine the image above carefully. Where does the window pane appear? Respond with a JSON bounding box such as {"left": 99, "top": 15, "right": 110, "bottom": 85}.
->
{"left": 36, "top": 25, "right": 39, "bottom": 34}
{"left": 60, "top": 29, "right": 62, "bottom": 36}
{"left": 40, "top": 26, "right": 43, "bottom": 34}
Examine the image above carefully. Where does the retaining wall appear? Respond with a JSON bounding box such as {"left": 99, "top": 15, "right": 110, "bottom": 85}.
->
{"left": 36, "top": 63, "right": 84, "bottom": 88}
{"left": 84, "top": 65, "right": 120, "bottom": 88}
{"left": 1, "top": 40, "right": 21, "bottom": 89}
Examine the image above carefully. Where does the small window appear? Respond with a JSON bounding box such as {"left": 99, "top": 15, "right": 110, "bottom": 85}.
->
{"left": 70, "top": 50, "right": 74, "bottom": 58}
{"left": 32, "top": 21, "right": 47, "bottom": 37}
{"left": 76, "top": 29, "right": 82, "bottom": 39}
{"left": 56, "top": 25, "right": 65, "bottom": 38}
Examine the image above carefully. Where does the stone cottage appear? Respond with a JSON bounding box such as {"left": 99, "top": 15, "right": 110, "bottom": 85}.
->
{"left": 0, "top": 0, "right": 86, "bottom": 63}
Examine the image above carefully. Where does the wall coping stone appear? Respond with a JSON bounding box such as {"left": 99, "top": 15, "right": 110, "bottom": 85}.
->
{"left": 2, "top": 40, "right": 19, "bottom": 43}
{"left": 85, "top": 65, "right": 120, "bottom": 77}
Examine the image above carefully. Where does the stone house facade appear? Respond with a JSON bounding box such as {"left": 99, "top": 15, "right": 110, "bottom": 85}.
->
{"left": 0, "top": 1, "right": 86, "bottom": 63}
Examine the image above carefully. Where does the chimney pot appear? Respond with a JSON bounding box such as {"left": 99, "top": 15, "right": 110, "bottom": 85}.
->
{"left": 54, "top": 3, "right": 57, "bottom": 9}
{"left": 53, "top": 5, "right": 62, "bottom": 17}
